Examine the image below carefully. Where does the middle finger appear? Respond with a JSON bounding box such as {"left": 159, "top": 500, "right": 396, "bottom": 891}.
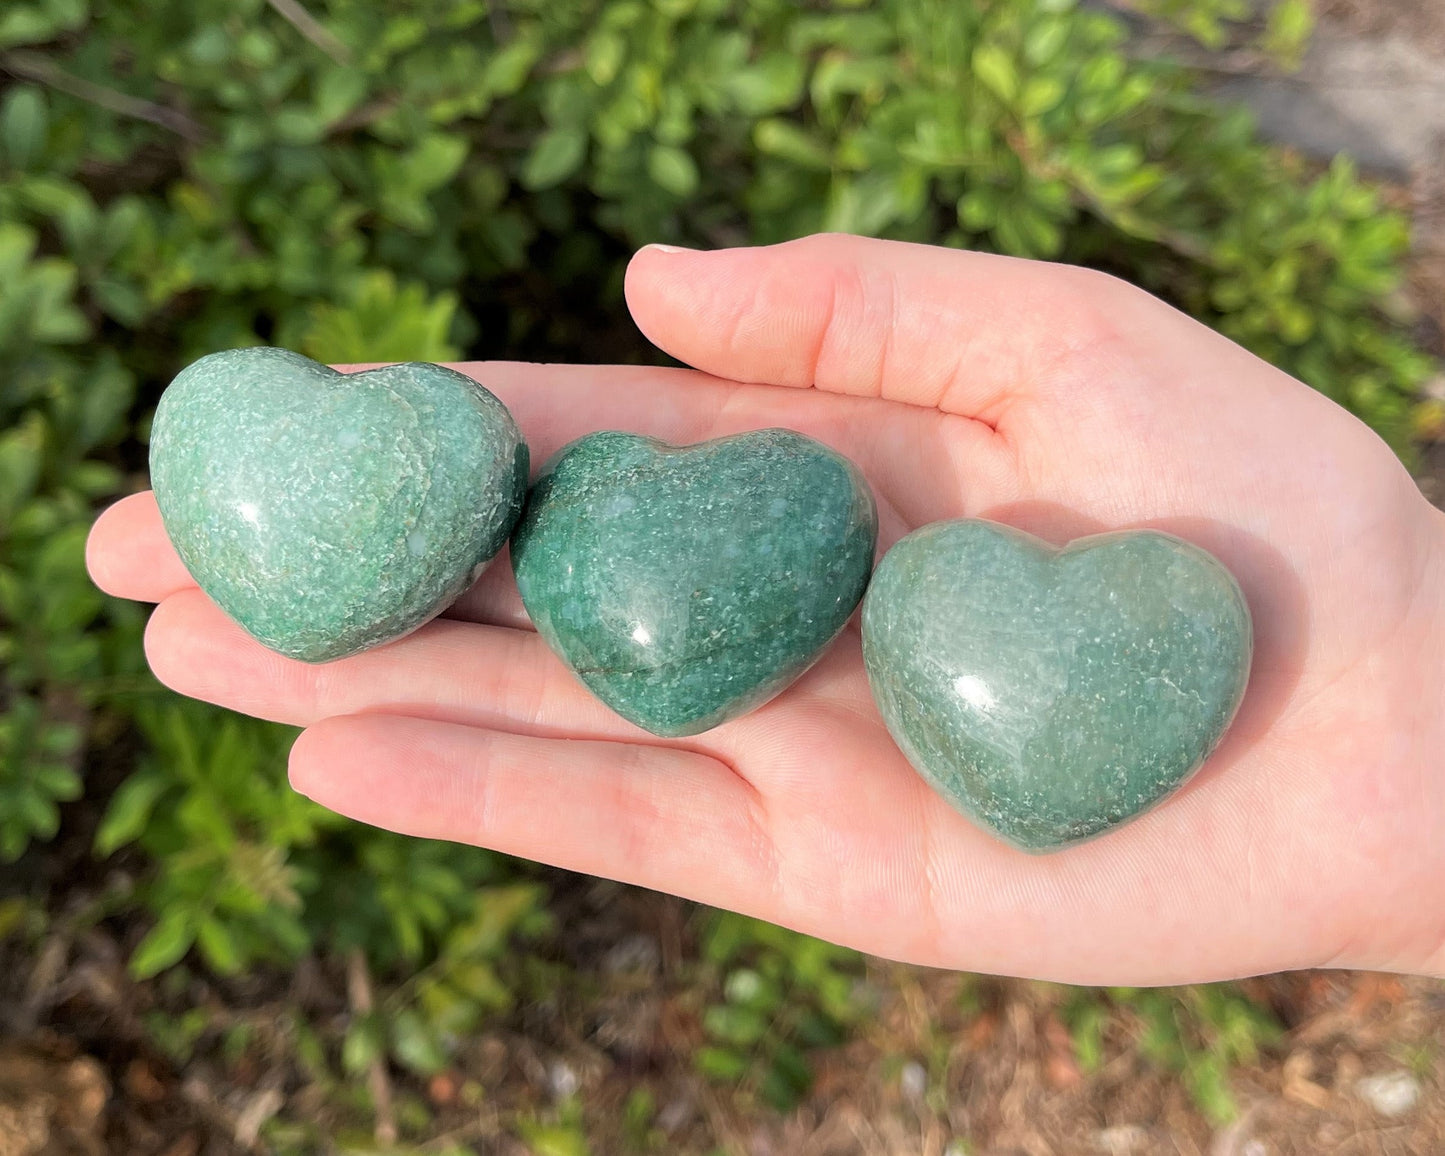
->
{"left": 143, "top": 586, "right": 644, "bottom": 742}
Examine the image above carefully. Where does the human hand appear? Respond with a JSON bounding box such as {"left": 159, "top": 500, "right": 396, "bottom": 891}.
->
{"left": 87, "top": 234, "right": 1445, "bottom": 984}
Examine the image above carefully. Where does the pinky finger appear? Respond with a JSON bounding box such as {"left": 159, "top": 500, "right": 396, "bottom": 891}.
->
{"left": 288, "top": 714, "right": 780, "bottom": 910}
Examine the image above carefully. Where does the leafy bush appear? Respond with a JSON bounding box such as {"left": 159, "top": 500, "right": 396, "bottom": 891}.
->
{"left": 93, "top": 697, "right": 549, "bottom": 1083}
{"left": 0, "top": 0, "right": 1435, "bottom": 1128}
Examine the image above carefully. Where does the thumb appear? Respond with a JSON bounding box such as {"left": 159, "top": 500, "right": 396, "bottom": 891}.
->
{"left": 623, "top": 232, "right": 1150, "bottom": 426}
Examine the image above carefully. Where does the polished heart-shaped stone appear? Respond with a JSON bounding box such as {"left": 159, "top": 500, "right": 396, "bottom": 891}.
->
{"left": 511, "top": 429, "right": 877, "bottom": 737}
{"left": 862, "top": 520, "right": 1252, "bottom": 852}
{"left": 150, "top": 347, "right": 528, "bottom": 662}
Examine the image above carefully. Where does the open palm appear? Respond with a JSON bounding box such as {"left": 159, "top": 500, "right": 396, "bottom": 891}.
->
{"left": 88, "top": 235, "right": 1445, "bottom": 983}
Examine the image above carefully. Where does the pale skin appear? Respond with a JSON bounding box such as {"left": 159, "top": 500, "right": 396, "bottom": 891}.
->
{"left": 86, "top": 234, "right": 1445, "bottom": 984}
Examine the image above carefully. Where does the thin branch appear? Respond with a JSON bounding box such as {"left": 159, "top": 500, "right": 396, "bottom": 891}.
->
{"left": 181, "top": 1074, "right": 276, "bottom": 1156}
{"left": 329, "top": 95, "right": 399, "bottom": 135}
{"left": 15, "top": 931, "right": 69, "bottom": 1035}
{"left": 347, "top": 948, "right": 398, "bottom": 1149}
{"left": 539, "top": 47, "right": 584, "bottom": 76}
{"left": 488, "top": 0, "right": 513, "bottom": 44}
{"left": 0, "top": 50, "right": 207, "bottom": 143}
{"left": 266, "top": 0, "right": 352, "bottom": 64}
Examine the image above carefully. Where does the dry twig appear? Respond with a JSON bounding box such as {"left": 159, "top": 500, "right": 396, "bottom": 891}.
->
{"left": 265, "top": 0, "right": 352, "bottom": 64}
{"left": 346, "top": 948, "right": 398, "bottom": 1148}
{"left": 0, "top": 51, "right": 207, "bottom": 142}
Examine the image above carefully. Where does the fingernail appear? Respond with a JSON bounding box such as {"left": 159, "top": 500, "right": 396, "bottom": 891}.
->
{"left": 642, "top": 243, "right": 696, "bottom": 255}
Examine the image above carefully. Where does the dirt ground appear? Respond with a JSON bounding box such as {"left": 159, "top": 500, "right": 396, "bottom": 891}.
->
{"left": 784, "top": 971, "right": 1445, "bottom": 1156}
{"left": 2, "top": 890, "right": 1443, "bottom": 1156}
{"left": 1319, "top": 0, "right": 1445, "bottom": 52}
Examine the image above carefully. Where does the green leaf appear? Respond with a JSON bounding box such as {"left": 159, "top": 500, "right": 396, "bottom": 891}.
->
{"left": 762, "top": 1044, "right": 813, "bottom": 1111}
{"left": 95, "top": 773, "right": 168, "bottom": 856}
{"left": 301, "top": 271, "right": 460, "bottom": 363}
{"left": 0, "top": 413, "right": 45, "bottom": 522}
{"left": 1184, "top": 1052, "right": 1238, "bottom": 1124}
{"left": 0, "top": 0, "right": 86, "bottom": 49}
{"left": 1024, "top": 18, "right": 1070, "bottom": 66}
{"left": 518, "top": 1123, "right": 590, "bottom": 1156}
{"left": 175, "top": 790, "right": 236, "bottom": 851}
{"left": 315, "top": 67, "right": 368, "bottom": 124}
{"left": 521, "top": 126, "right": 588, "bottom": 189}
{"left": 1274, "top": 300, "right": 1315, "bottom": 344}
{"left": 391, "top": 1009, "right": 448, "bottom": 1074}
{"left": 441, "top": 959, "right": 510, "bottom": 1010}
{"left": 1021, "top": 76, "right": 1066, "bottom": 118}
{"left": 342, "top": 1013, "right": 384, "bottom": 1074}
{"left": 1079, "top": 51, "right": 1125, "bottom": 95}
{"left": 0, "top": 898, "right": 29, "bottom": 943}
{"left": 694, "top": 1045, "right": 748, "bottom": 1081}
{"left": 16, "top": 789, "right": 59, "bottom": 840}
{"left": 408, "top": 133, "right": 469, "bottom": 192}
{"left": 585, "top": 31, "right": 626, "bottom": 87}
{"left": 957, "top": 188, "right": 998, "bottom": 230}
{"left": 623, "top": 1087, "right": 655, "bottom": 1133}
{"left": 418, "top": 976, "right": 484, "bottom": 1036}
{"left": 273, "top": 107, "right": 324, "bottom": 145}
{"left": 703, "top": 1003, "right": 768, "bottom": 1045}
{"left": 1261, "top": 0, "right": 1315, "bottom": 68}
{"left": 131, "top": 911, "right": 197, "bottom": 978}
{"left": 484, "top": 35, "right": 543, "bottom": 96}
{"left": 1, "top": 85, "right": 48, "bottom": 169}
{"left": 196, "top": 916, "right": 243, "bottom": 974}
{"left": 1066, "top": 999, "right": 1109, "bottom": 1071}
{"left": 972, "top": 44, "right": 1018, "bottom": 103}
{"left": 442, "top": 883, "right": 545, "bottom": 960}
{"left": 33, "top": 761, "right": 81, "bottom": 799}
{"left": 727, "top": 54, "right": 806, "bottom": 115}
{"left": 753, "top": 119, "right": 831, "bottom": 170}
{"left": 647, "top": 144, "right": 698, "bottom": 197}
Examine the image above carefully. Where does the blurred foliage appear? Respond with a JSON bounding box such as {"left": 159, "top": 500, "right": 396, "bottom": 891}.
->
{"left": 1066, "top": 984, "right": 1284, "bottom": 1123}
{"left": 1125, "top": 0, "right": 1314, "bottom": 65}
{"left": 0, "top": 0, "right": 1434, "bottom": 1138}
{"left": 695, "top": 912, "right": 865, "bottom": 1112}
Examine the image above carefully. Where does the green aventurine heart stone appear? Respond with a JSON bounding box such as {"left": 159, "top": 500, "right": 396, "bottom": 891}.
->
{"left": 862, "top": 521, "right": 1252, "bottom": 852}
{"left": 150, "top": 348, "right": 528, "bottom": 662}
{"left": 511, "top": 429, "right": 877, "bottom": 737}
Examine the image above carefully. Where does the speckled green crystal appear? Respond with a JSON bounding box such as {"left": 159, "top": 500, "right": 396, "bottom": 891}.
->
{"left": 149, "top": 347, "right": 528, "bottom": 662}
{"left": 862, "top": 521, "right": 1252, "bottom": 852}
{"left": 511, "top": 429, "right": 877, "bottom": 737}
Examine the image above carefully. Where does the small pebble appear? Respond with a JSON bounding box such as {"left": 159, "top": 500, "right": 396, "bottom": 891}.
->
{"left": 1093, "top": 1124, "right": 1149, "bottom": 1154}
{"left": 547, "top": 1059, "right": 580, "bottom": 1101}
{"left": 1355, "top": 1070, "right": 1421, "bottom": 1118}
{"left": 602, "top": 934, "right": 661, "bottom": 977}
{"left": 899, "top": 1059, "right": 927, "bottom": 1102}
{"left": 657, "top": 1097, "right": 694, "bottom": 1135}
